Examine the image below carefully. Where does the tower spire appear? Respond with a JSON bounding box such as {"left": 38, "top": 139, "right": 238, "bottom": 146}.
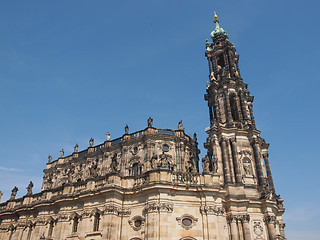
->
{"left": 213, "top": 11, "right": 219, "bottom": 28}
{"left": 210, "top": 11, "right": 228, "bottom": 41}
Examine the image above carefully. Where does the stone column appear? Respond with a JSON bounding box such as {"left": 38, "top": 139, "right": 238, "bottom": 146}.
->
{"left": 227, "top": 215, "right": 240, "bottom": 240}
{"left": 213, "top": 90, "right": 222, "bottom": 123}
{"left": 144, "top": 202, "right": 160, "bottom": 240}
{"left": 220, "top": 138, "right": 232, "bottom": 183}
{"left": 230, "top": 138, "right": 242, "bottom": 183}
{"left": 263, "top": 153, "right": 274, "bottom": 189}
{"left": 223, "top": 88, "right": 234, "bottom": 127}
{"left": 248, "top": 104, "right": 256, "bottom": 128}
{"left": 242, "top": 215, "right": 251, "bottom": 240}
{"left": 208, "top": 57, "right": 213, "bottom": 74}
{"left": 226, "top": 139, "right": 236, "bottom": 183}
{"left": 264, "top": 215, "right": 277, "bottom": 240}
{"left": 235, "top": 93, "right": 244, "bottom": 122}
{"left": 250, "top": 139, "right": 266, "bottom": 186}
{"left": 145, "top": 141, "right": 153, "bottom": 172}
{"left": 238, "top": 220, "right": 244, "bottom": 240}
{"left": 279, "top": 222, "right": 286, "bottom": 239}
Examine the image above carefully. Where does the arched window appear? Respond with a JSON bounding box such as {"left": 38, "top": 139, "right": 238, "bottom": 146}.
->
{"left": 72, "top": 216, "right": 79, "bottom": 233}
{"left": 132, "top": 163, "right": 139, "bottom": 176}
{"left": 93, "top": 212, "right": 100, "bottom": 232}
{"left": 48, "top": 220, "right": 54, "bottom": 237}
{"left": 229, "top": 94, "right": 240, "bottom": 121}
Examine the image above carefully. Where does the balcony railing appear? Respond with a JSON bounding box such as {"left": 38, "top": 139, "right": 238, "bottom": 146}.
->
{"left": 0, "top": 170, "right": 209, "bottom": 214}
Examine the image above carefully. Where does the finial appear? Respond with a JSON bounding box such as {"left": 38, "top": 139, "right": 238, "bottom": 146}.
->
{"left": 178, "top": 120, "right": 183, "bottom": 130}
{"left": 125, "top": 125, "right": 129, "bottom": 135}
{"left": 48, "top": 155, "right": 52, "bottom": 163}
{"left": 213, "top": 11, "right": 220, "bottom": 28}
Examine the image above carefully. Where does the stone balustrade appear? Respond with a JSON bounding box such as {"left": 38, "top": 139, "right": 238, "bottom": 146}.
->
{"left": 0, "top": 170, "right": 219, "bottom": 214}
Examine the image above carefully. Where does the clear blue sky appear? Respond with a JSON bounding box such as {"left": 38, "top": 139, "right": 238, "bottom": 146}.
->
{"left": 0, "top": 1, "right": 319, "bottom": 239}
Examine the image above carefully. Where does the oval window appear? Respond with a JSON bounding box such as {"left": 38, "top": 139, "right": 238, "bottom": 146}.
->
{"left": 182, "top": 218, "right": 192, "bottom": 227}
{"left": 162, "top": 144, "right": 169, "bottom": 152}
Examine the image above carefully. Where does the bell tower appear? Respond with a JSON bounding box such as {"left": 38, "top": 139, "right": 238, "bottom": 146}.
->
{"left": 203, "top": 13, "right": 286, "bottom": 239}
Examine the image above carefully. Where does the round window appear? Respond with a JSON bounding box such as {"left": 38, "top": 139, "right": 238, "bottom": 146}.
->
{"left": 182, "top": 218, "right": 192, "bottom": 227}
{"left": 134, "top": 219, "right": 142, "bottom": 228}
{"left": 162, "top": 144, "right": 169, "bottom": 152}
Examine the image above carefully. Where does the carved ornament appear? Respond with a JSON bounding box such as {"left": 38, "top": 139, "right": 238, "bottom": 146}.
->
{"left": 144, "top": 202, "right": 173, "bottom": 213}
{"left": 200, "top": 205, "right": 225, "bottom": 216}
{"left": 128, "top": 216, "right": 145, "bottom": 231}
{"left": 253, "top": 220, "right": 264, "bottom": 239}
{"left": 176, "top": 214, "right": 198, "bottom": 230}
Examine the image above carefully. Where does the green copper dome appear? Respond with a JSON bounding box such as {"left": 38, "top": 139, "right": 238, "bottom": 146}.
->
{"left": 210, "top": 13, "right": 228, "bottom": 40}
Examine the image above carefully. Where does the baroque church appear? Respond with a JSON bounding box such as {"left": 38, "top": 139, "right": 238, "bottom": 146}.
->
{"left": 0, "top": 13, "right": 286, "bottom": 240}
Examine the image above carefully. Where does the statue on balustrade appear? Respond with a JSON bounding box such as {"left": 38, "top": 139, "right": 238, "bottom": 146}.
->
{"left": 147, "top": 117, "right": 153, "bottom": 127}
{"left": 26, "top": 181, "right": 33, "bottom": 196}
{"left": 10, "top": 186, "right": 18, "bottom": 200}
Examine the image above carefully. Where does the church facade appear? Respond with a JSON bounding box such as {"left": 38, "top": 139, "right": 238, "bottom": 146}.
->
{"left": 0, "top": 14, "right": 286, "bottom": 240}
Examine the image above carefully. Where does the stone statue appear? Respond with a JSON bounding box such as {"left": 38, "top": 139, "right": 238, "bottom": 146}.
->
{"left": 216, "top": 65, "right": 222, "bottom": 80}
{"left": 178, "top": 121, "right": 183, "bottom": 130}
{"left": 150, "top": 153, "right": 158, "bottom": 169}
{"left": 10, "top": 186, "right": 18, "bottom": 200}
{"left": 243, "top": 159, "right": 253, "bottom": 176}
{"left": 89, "top": 138, "right": 94, "bottom": 147}
{"left": 48, "top": 155, "right": 52, "bottom": 163}
{"left": 159, "top": 154, "right": 168, "bottom": 168}
{"left": 106, "top": 132, "right": 111, "bottom": 141}
{"left": 202, "top": 156, "right": 210, "bottom": 173}
{"left": 60, "top": 149, "right": 64, "bottom": 158}
{"left": 110, "top": 155, "right": 118, "bottom": 172}
{"left": 185, "top": 161, "right": 193, "bottom": 173}
{"left": 0, "top": 191, "right": 3, "bottom": 202}
{"left": 26, "top": 181, "right": 33, "bottom": 195}
{"left": 125, "top": 125, "right": 129, "bottom": 135}
{"left": 74, "top": 144, "right": 79, "bottom": 153}
{"left": 209, "top": 71, "right": 216, "bottom": 81}
{"left": 147, "top": 117, "right": 153, "bottom": 127}
{"left": 193, "top": 133, "right": 197, "bottom": 142}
